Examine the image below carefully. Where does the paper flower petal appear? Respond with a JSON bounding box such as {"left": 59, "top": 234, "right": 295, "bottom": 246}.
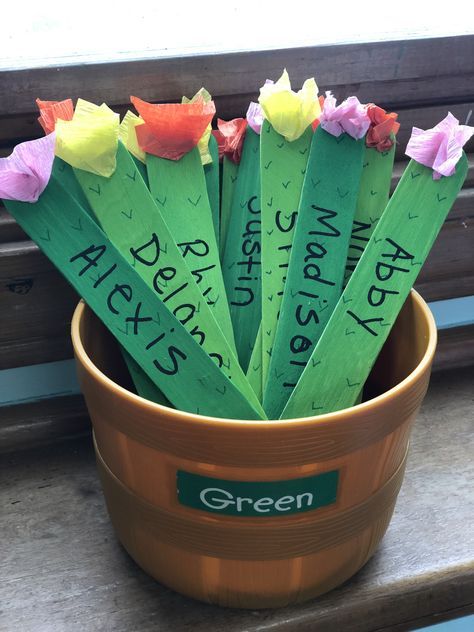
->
{"left": 212, "top": 129, "right": 226, "bottom": 161}
{"left": 182, "top": 88, "right": 213, "bottom": 165}
{"left": 365, "top": 104, "right": 400, "bottom": 151}
{"left": 36, "top": 98, "right": 74, "bottom": 135}
{"left": 0, "top": 133, "right": 55, "bottom": 202}
{"left": 130, "top": 95, "right": 216, "bottom": 161}
{"left": 319, "top": 92, "right": 371, "bottom": 140}
{"left": 119, "top": 110, "right": 146, "bottom": 163}
{"left": 217, "top": 118, "right": 247, "bottom": 164}
{"left": 55, "top": 99, "right": 119, "bottom": 177}
{"left": 246, "top": 101, "right": 264, "bottom": 135}
{"left": 258, "top": 69, "right": 320, "bottom": 142}
{"left": 406, "top": 112, "right": 474, "bottom": 179}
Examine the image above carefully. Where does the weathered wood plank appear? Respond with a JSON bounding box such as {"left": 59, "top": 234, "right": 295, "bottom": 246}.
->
{"left": 0, "top": 240, "right": 78, "bottom": 369}
{"left": 0, "top": 394, "right": 89, "bottom": 454}
{"left": 0, "top": 36, "right": 473, "bottom": 117}
{"left": 0, "top": 207, "right": 28, "bottom": 243}
{"left": 433, "top": 325, "right": 474, "bottom": 373}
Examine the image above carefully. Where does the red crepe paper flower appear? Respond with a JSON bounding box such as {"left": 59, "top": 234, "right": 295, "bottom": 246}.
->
{"left": 130, "top": 96, "right": 216, "bottom": 161}
{"left": 312, "top": 95, "right": 326, "bottom": 131}
{"left": 366, "top": 104, "right": 400, "bottom": 152}
{"left": 36, "top": 99, "right": 74, "bottom": 134}
{"left": 216, "top": 118, "right": 247, "bottom": 164}
{"left": 212, "top": 129, "right": 226, "bottom": 161}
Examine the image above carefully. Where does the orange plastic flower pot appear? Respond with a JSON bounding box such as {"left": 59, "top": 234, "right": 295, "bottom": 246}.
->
{"left": 71, "top": 289, "right": 436, "bottom": 609}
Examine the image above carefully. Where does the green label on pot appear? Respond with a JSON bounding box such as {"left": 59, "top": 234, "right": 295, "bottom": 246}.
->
{"left": 176, "top": 470, "right": 339, "bottom": 517}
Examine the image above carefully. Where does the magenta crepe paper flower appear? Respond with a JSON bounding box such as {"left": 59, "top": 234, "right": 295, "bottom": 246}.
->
{"left": 0, "top": 133, "right": 55, "bottom": 203}
{"left": 246, "top": 101, "right": 264, "bottom": 135}
{"left": 406, "top": 112, "right": 474, "bottom": 180}
{"left": 319, "top": 92, "right": 370, "bottom": 140}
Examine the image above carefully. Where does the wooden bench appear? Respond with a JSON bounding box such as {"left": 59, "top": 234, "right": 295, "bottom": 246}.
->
{"left": 1, "top": 34, "right": 473, "bottom": 630}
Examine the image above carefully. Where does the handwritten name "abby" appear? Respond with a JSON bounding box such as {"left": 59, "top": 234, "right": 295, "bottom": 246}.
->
{"left": 347, "top": 236, "right": 414, "bottom": 335}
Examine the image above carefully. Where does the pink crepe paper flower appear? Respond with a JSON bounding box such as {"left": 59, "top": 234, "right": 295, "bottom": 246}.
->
{"left": 406, "top": 112, "right": 474, "bottom": 180}
{"left": 0, "top": 133, "right": 55, "bottom": 203}
{"left": 246, "top": 102, "right": 264, "bottom": 135}
{"left": 319, "top": 92, "right": 370, "bottom": 140}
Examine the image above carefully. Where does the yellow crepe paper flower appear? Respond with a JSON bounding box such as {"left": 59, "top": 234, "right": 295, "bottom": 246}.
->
{"left": 119, "top": 111, "right": 146, "bottom": 163}
{"left": 259, "top": 69, "right": 320, "bottom": 142}
{"left": 182, "top": 88, "right": 213, "bottom": 165}
{"left": 55, "top": 99, "right": 119, "bottom": 177}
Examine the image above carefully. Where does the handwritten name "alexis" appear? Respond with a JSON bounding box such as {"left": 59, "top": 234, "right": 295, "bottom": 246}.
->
{"left": 70, "top": 242, "right": 190, "bottom": 377}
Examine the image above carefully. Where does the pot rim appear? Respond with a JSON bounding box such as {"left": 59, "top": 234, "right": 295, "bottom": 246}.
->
{"left": 71, "top": 289, "right": 437, "bottom": 428}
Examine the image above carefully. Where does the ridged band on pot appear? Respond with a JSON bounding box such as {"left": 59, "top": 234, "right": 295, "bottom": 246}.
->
{"left": 72, "top": 291, "right": 436, "bottom": 467}
{"left": 95, "top": 438, "right": 408, "bottom": 561}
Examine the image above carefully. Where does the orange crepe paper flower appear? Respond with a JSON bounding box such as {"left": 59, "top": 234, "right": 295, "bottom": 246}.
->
{"left": 36, "top": 99, "right": 74, "bottom": 135}
{"left": 130, "top": 96, "right": 216, "bottom": 161}
{"left": 366, "top": 104, "right": 400, "bottom": 152}
{"left": 216, "top": 118, "right": 247, "bottom": 164}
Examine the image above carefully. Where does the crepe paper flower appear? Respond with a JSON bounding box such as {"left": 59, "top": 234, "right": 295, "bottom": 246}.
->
{"left": 36, "top": 98, "right": 74, "bottom": 135}
{"left": 0, "top": 133, "right": 56, "bottom": 202}
{"left": 258, "top": 69, "right": 321, "bottom": 142}
{"left": 406, "top": 112, "right": 474, "bottom": 180}
{"left": 246, "top": 102, "right": 264, "bottom": 135}
{"left": 130, "top": 95, "right": 216, "bottom": 161}
{"left": 182, "top": 88, "right": 213, "bottom": 165}
{"left": 55, "top": 99, "right": 120, "bottom": 177}
{"left": 319, "top": 92, "right": 371, "bottom": 140}
{"left": 217, "top": 118, "right": 247, "bottom": 164}
{"left": 365, "top": 104, "right": 400, "bottom": 152}
{"left": 119, "top": 110, "right": 146, "bottom": 163}
{"left": 212, "top": 129, "right": 226, "bottom": 161}
{"left": 311, "top": 95, "right": 326, "bottom": 131}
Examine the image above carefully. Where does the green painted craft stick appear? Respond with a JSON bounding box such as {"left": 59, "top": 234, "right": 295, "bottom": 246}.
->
{"left": 131, "top": 155, "right": 149, "bottom": 187}
{"left": 344, "top": 142, "right": 396, "bottom": 284}
{"left": 204, "top": 134, "right": 220, "bottom": 244}
{"left": 220, "top": 156, "right": 239, "bottom": 258}
{"left": 264, "top": 127, "right": 366, "bottom": 418}
{"left": 260, "top": 120, "right": 313, "bottom": 389}
{"left": 246, "top": 325, "right": 263, "bottom": 402}
{"left": 146, "top": 147, "right": 236, "bottom": 352}
{"left": 222, "top": 128, "right": 261, "bottom": 371}
{"left": 121, "top": 349, "right": 171, "bottom": 406}
{"left": 4, "top": 178, "right": 265, "bottom": 420}
{"left": 281, "top": 154, "right": 468, "bottom": 419}
{"left": 54, "top": 158, "right": 168, "bottom": 405}
{"left": 71, "top": 143, "right": 264, "bottom": 416}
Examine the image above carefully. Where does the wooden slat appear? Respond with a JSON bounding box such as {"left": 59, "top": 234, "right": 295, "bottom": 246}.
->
{"left": 0, "top": 394, "right": 89, "bottom": 454}
{"left": 432, "top": 325, "right": 474, "bottom": 372}
{"left": 415, "top": 210, "right": 474, "bottom": 301}
{"left": 0, "top": 241, "right": 78, "bottom": 369}
{"left": 0, "top": 208, "right": 28, "bottom": 243}
{"left": 1, "top": 36, "right": 473, "bottom": 118}
{"left": 393, "top": 156, "right": 474, "bottom": 191}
